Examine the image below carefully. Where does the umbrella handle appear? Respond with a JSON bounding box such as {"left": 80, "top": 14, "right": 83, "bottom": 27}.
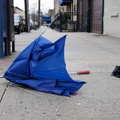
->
{"left": 77, "top": 70, "right": 90, "bottom": 74}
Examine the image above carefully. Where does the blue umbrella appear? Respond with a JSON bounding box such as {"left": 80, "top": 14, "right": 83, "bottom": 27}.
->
{"left": 4, "top": 35, "right": 86, "bottom": 96}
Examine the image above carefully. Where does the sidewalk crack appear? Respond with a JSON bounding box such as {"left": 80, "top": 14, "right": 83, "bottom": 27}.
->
{"left": 0, "top": 82, "right": 9, "bottom": 103}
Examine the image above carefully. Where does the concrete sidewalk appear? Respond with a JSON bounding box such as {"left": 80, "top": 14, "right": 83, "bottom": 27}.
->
{"left": 0, "top": 26, "right": 120, "bottom": 120}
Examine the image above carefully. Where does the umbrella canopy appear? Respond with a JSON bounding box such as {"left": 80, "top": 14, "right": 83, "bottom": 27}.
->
{"left": 4, "top": 35, "right": 86, "bottom": 96}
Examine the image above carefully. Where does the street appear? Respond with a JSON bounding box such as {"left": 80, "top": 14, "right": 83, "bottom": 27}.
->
{"left": 0, "top": 26, "right": 120, "bottom": 120}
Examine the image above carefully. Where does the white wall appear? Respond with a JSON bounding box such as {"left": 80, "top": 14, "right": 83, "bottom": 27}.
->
{"left": 104, "top": 0, "right": 120, "bottom": 38}
{"left": 104, "top": 0, "right": 120, "bottom": 37}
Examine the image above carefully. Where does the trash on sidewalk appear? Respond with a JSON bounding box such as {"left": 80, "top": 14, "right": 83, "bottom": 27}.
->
{"left": 111, "top": 65, "right": 120, "bottom": 78}
{"left": 3, "top": 35, "right": 86, "bottom": 96}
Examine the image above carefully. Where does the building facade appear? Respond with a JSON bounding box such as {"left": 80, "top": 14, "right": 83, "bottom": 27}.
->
{"left": 104, "top": 0, "right": 120, "bottom": 38}
{"left": 54, "top": 0, "right": 78, "bottom": 32}
{"left": 53, "top": 0, "right": 104, "bottom": 33}
{"left": 80, "top": 0, "right": 104, "bottom": 33}
{"left": 14, "top": 6, "right": 25, "bottom": 18}
{"left": 54, "top": 0, "right": 120, "bottom": 38}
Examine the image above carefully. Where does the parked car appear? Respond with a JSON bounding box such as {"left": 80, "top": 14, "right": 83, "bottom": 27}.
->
{"left": 30, "top": 19, "right": 34, "bottom": 30}
{"left": 22, "top": 18, "right": 26, "bottom": 32}
{"left": 32, "top": 21, "right": 39, "bottom": 30}
{"left": 14, "top": 14, "right": 25, "bottom": 34}
{"left": 34, "top": 22, "right": 39, "bottom": 29}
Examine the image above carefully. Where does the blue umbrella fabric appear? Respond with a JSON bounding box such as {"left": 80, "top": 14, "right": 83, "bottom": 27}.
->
{"left": 4, "top": 35, "right": 86, "bottom": 96}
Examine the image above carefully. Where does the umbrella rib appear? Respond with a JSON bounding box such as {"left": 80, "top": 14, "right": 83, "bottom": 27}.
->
{"left": 40, "top": 15, "right": 60, "bottom": 36}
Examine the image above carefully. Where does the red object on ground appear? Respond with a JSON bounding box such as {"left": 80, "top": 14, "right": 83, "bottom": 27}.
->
{"left": 77, "top": 70, "right": 90, "bottom": 74}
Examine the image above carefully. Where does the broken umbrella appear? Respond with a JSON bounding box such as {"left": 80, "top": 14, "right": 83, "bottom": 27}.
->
{"left": 3, "top": 35, "right": 86, "bottom": 96}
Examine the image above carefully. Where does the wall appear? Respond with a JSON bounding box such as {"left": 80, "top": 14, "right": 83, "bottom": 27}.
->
{"left": 104, "top": 0, "right": 120, "bottom": 38}
{"left": 0, "top": 0, "right": 4, "bottom": 58}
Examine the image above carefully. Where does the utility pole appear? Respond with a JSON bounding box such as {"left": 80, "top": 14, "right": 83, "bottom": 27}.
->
{"left": 38, "top": 0, "right": 40, "bottom": 27}
{"left": 25, "top": 0, "right": 30, "bottom": 32}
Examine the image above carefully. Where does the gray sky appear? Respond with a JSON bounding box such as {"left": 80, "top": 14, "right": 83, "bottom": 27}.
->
{"left": 14, "top": 0, "right": 54, "bottom": 13}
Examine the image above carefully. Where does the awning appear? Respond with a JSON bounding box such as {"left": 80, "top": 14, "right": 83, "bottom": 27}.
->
{"left": 58, "top": 0, "right": 72, "bottom": 5}
{"left": 42, "top": 17, "right": 51, "bottom": 22}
